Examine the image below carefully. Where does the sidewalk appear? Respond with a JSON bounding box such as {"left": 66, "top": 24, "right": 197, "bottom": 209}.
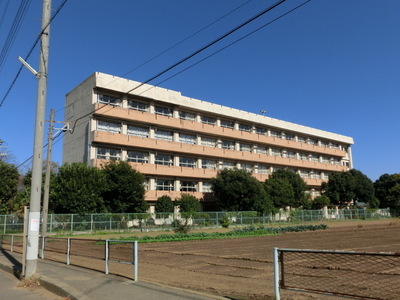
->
{"left": 0, "top": 249, "right": 225, "bottom": 300}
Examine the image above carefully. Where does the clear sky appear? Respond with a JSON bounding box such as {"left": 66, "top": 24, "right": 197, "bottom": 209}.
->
{"left": 0, "top": 0, "right": 399, "bottom": 181}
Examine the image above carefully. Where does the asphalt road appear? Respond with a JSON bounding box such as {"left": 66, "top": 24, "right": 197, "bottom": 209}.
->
{"left": 0, "top": 270, "right": 61, "bottom": 300}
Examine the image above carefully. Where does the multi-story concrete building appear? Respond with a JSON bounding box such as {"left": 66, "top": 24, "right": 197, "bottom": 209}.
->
{"left": 63, "top": 72, "right": 353, "bottom": 209}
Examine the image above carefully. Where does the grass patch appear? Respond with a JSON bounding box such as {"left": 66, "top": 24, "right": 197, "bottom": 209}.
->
{"left": 118, "top": 224, "right": 328, "bottom": 243}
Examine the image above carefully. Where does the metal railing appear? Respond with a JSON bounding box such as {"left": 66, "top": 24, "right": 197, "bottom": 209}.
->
{"left": 273, "top": 248, "right": 400, "bottom": 300}
{"left": 0, "top": 208, "right": 394, "bottom": 234}
{"left": 0, "top": 234, "right": 138, "bottom": 281}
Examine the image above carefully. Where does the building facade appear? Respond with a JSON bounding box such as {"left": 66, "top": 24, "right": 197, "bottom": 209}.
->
{"left": 63, "top": 72, "right": 354, "bottom": 208}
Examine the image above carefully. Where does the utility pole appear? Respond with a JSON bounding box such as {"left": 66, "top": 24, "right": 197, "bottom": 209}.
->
{"left": 25, "top": 0, "right": 52, "bottom": 278}
{"left": 41, "top": 109, "right": 54, "bottom": 238}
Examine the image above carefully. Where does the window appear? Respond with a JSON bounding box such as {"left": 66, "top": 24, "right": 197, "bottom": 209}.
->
{"left": 270, "top": 130, "right": 281, "bottom": 138}
{"left": 255, "top": 127, "right": 267, "bottom": 135}
{"left": 127, "top": 151, "right": 149, "bottom": 163}
{"left": 156, "top": 179, "right": 174, "bottom": 191}
{"left": 154, "top": 129, "right": 173, "bottom": 141}
{"left": 222, "top": 161, "right": 235, "bottom": 170}
{"left": 331, "top": 143, "right": 340, "bottom": 150}
{"left": 155, "top": 105, "right": 173, "bottom": 117}
{"left": 179, "top": 133, "right": 196, "bottom": 144}
{"left": 220, "top": 119, "right": 234, "bottom": 129}
{"left": 221, "top": 140, "right": 235, "bottom": 150}
{"left": 284, "top": 133, "right": 295, "bottom": 141}
{"left": 240, "top": 143, "right": 252, "bottom": 152}
{"left": 332, "top": 158, "right": 341, "bottom": 165}
{"left": 97, "top": 147, "right": 120, "bottom": 160}
{"left": 179, "top": 157, "right": 196, "bottom": 168}
{"left": 128, "top": 99, "right": 148, "bottom": 112}
{"left": 179, "top": 111, "right": 196, "bottom": 121}
{"left": 258, "top": 165, "right": 270, "bottom": 174}
{"left": 256, "top": 146, "right": 268, "bottom": 154}
{"left": 320, "top": 140, "right": 329, "bottom": 148}
{"left": 321, "top": 156, "right": 330, "bottom": 164}
{"left": 241, "top": 164, "right": 253, "bottom": 172}
{"left": 201, "top": 115, "right": 216, "bottom": 125}
{"left": 97, "top": 120, "right": 121, "bottom": 133}
{"left": 287, "top": 151, "right": 296, "bottom": 159}
{"left": 271, "top": 148, "right": 281, "bottom": 157}
{"left": 180, "top": 181, "right": 197, "bottom": 192}
{"left": 127, "top": 125, "right": 149, "bottom": 138}
{"left": 308, "top": 138, "right": 318, "bottom": 145}
{"left": 239, "top": 123, "right": 252, "bottom": 132}
{"left": 310, "top": 154, "right": 319, "bottom": 162}
{"left": 98, "top": 94, "right": 120, "bottom": 106}
{"left": 201, "top": 137, "right": 217, "bottom": 147}
{"left": 299, "top": 170, "right": 309, "bottom": 178}
{"left": 297, "top": 136, "right": 307, "bottom": 143}
{"left": 202, "top": 159, "right": 217, "bottom": 170}
{"left": 299, "top": 153, "right": 308, "bottom": 160}
{"left": 155, "top": 154, "right": 173, "bottom": 166}
{"left": 202, "top": 182, "right": 212, "bottom": 193}
{"left": 322, "top": 173, "right": 329, "bottom": 180}
{"left": 310, "top": 171, "right": 320, "bottom": 179}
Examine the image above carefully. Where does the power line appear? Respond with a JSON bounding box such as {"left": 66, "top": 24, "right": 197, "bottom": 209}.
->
{"left": 126, "top": 0, "right": 287, "bottom": 94}
{"left": 0, "top": 0, "right": 31, "bottom": 72}
{"left": 121, "top": 0, "right": 254, "bottom": 78}
{"left": 0, "top": 0, "right": 69, "bottom": 108}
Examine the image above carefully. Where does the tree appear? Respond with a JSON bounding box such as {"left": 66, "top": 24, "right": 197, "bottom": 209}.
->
{"left": 0, "top": 161, "right": 19, "bottom": 214}
{"left": 210, "top": 169, "right": 274, "bottom": 214}
{"left": 264, "top": 177, "right": 295, "bottom": 209}
{"left": 322, "top": 169, "right": 377, "bottom": 208}
{"left": 155, "top": 195, "right": 174, "bottom": 213}
{"left": 177, "top": 194, "right": 201, "bottom": 214}
{"left": 101, "top": 161, "right": 148, "bottom": 213}
{"left": 350, "top": 169, "right": 379, "bottom": 208}
{"left": 49, "top": 163, "right": 107, "bottom": 214}
{"left": 311, "top": 195, "right": 330, "bottom": 209}
{"left": 374, "top": 173, "right": 400, "bottom": 211}
{"left": 269, "top": 169, "right": 308, "bottom": 207}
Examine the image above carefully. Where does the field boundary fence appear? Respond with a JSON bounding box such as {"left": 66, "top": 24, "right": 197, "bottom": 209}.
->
{"left": 0, "top": 208, "right": 395, "bottom": 235}
{"left": 0, "top": 234, "right": 138, "bottom": 281}
{"left": 273, "top": 248, "right": 400, "bottom": 300}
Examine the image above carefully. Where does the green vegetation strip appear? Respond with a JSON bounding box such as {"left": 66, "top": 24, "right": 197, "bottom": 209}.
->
{"left": 119, "top": 224, "right": 328, "bottom": 243}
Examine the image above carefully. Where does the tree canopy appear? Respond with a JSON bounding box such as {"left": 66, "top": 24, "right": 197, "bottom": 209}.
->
{"left": 264, "top": 169, "right": 307, "bottom": 209}
{"left": 177, "top": 194, "right": 201, "bottom": 214}
{"left": 101, "top": 161, "right": 148, "bottom": 213}
{"left": 155, "top": 195, "right": 174, "bottom": 213}
{"left": 210, "top": 169, "right": 274, "bottom": 214}
{"left": 374, "top": 173, "right": 400, "bottom": 212}
{"left": 49, "top": 163, "right": 107, "bottom": 214}
{"left": 322, "top": 169, "right": 378, "bottom": 208}
{"left": 0, "top": 161, "right": 19, "bottom": 214}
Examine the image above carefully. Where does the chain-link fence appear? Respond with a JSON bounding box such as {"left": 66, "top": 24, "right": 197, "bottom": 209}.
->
{"left": 274, "top": 248, "right": 400, "bottom": 300}
{"left": 0, "top": 208, "right": 394, "bottom": 234}
{"left": 0, "top": 235, "right": 138, "bottom": 280}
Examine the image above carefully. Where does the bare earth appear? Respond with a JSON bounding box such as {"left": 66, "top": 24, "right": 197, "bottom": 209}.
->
{"left": 51, "top": 219, "right": 400, "bottom": 299}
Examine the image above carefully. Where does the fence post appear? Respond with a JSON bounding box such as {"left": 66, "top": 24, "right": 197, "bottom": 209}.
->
{"left": 91, "top": 214, "right": 93, "bottom": 232}
{"left": 133, "top": 241, "right": 138, "bottom": 282}
{"left": 273, "top": 247, "right": 281, "bottom": 300}
{"left": 50, "top": 214, "right": 53, "bottom": 233}
{"left": 105, "top": 239, "right": 109, "bottom": 274}
{"left": 70, "top": 214, "right": 74, "bottom": 233}
{"left": 11, "top": 235, "right": 14, "bottom": 252}
{"left": 67, "top": 238, "right": 71, "bottom": 265}
{"left": 3, "top": 215, "right": 6, "bottom": 234}
{"left": 41, "top": 236, "right": 45, "bottom": 259}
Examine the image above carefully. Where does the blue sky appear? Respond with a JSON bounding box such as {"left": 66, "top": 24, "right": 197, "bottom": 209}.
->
{"left": 0, "top": 0, "right": 399, "bottom": 181}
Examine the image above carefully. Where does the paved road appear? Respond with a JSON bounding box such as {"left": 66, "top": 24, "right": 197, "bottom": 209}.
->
{"left": 0, "top": 270, "right": 61, "bottom": 300}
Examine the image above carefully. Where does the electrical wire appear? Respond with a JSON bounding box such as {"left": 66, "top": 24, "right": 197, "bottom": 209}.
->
{"left": 0, "top": 0, "right": 31, "bottom": 72}
{"left": 125, "top": 0, "right": 287, "bottom": 94}
{"left": 0, "top": 0, "right": 69, "bottom": 108}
